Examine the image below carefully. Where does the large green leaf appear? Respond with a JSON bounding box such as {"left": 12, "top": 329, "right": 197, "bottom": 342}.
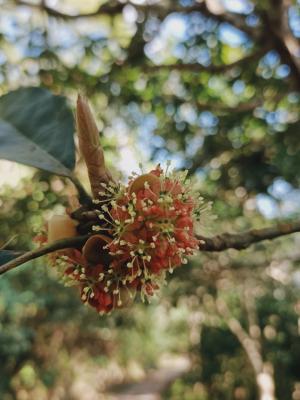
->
{"left": 0, "top": 87, "right": 75, "bottom": 177}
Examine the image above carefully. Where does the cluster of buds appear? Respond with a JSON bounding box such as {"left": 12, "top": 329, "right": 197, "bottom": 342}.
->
{"left": 50, "top": 164, "right": 210, "bottom": 314}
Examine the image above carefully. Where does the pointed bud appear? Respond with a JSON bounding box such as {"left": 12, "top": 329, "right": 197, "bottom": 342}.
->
{"left": 76, "top": 94, "right": 112, "bottom": 198}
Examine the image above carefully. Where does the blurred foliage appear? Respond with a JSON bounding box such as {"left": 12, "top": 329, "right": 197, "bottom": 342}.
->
{"left": 0, "top": 0, "right": 300, "bottom": 399}
{"left": 0, "top": 87, "right": 76, "bottom": 177}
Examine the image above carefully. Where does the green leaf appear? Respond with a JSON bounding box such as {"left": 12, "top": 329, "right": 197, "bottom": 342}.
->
{"left": 0, "top": 87, "right": 75, "bottom": 177}
{"left": 0, "top": 250, "right": 22, "bottom": 266}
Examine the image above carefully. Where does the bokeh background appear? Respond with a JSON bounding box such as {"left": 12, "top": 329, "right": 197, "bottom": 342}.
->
{"left": 0, "top": 0, "right": 300, "bottom": 399}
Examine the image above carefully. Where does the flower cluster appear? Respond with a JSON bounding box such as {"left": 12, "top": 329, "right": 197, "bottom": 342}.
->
{"left": 51, "top": 165, "right": 211, "bottom": 314}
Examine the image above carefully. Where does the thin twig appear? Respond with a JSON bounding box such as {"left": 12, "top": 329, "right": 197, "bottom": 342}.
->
{"left": 0, "top": 235, "right": 89, "bottom": 276}
{"left": 1, "top": 221, "right": 300, "bottom": 276}
{"left": 69, "top": 174, "right": 91, "bottom": 205}
{"left": 144, "top": 49, "right": 267, "bottom": 74}
{"left": 165, "top": 92, "right": 285, "bottom": 116}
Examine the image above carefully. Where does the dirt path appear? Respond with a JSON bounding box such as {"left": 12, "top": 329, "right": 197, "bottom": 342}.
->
{"left": 107, "top": 355, "right": 191, "bottom": 400}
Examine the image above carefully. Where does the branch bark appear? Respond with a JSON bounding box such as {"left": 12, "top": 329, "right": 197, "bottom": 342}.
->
{"left": 0, "top": 236, "right": 89, "bottom": 276}
{"left": 216, "top": 297, "right": 276, "bottom": 399}
{"left": 216, "top": 298, "right": 263, "bottom": 374}
{"left": 1, "top": 220, "right": 300, "bottom": 276}
{"left": 198, "top": 220, "right": 300, "bottom": 251}
{"left": 195, "top": 99, "right": 261, "bottom": 113}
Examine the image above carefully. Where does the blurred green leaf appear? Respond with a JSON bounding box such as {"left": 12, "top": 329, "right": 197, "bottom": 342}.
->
{"left": 0, "top": 87, "right": 75, "bottom": 177}
{"left": 0, "top": 250, "right": 22, "bottom": 266}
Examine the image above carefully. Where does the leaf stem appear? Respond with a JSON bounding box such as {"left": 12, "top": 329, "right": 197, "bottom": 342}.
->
{"left": 69, "top": 174, "right": 92, "bottom": 205}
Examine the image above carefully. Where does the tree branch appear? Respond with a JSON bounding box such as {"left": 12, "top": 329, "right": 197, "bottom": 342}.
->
{"left": 14, "top": 0, "right": 125, "bottom": 19}
{"left": 14, "top": 0, "right": 257, "bottom": 38}
{"left": 198, "top": 220, "right": 300, "bottom": 251}
{"left": 69, "top": 174, "right": 92, "bottom": 205}
{"left": 198, "top": 91, "right": 286, "bottom": 113}
{"left": 216, "top": 296, "right": 276, "bottom": 398}
{"left": 202, "top": 0, "right": 259, "bottom": 38}
{"left": 216, "top": 298, "right": 263, "bottom": 375}
{"left": 1, "top": 220, "right": 300, "bottom": 275}
{"left": 169, "top": 92, "right": 285, "bottom": 116}
{"left": 0, "top": 235, "right": 89, "bottom": 276}
{"left": 144, "top": 49, "right": 267, "bottom": 74}
{"left": 278, "top": 0, "right": 300, "bottom": 69}
{"left": 262, "top": 1, "right": 300, "bottom": 89}
{"left": 195, "top": 99, "right": 261, "bottom": 113}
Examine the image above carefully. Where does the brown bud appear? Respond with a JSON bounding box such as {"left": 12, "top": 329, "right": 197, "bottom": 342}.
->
{"left": 129, "top": 173, "right": 160, "bottom": 195}
{"left": 48, "top": 215, "right": 77, "bottom": 243}
{"left": 76, "top": 94, "right": 112, "bottom": 198}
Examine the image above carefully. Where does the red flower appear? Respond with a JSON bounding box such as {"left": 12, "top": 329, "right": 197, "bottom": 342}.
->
{"left": 49, "top": 165, "right": 206, "bottom": 314}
